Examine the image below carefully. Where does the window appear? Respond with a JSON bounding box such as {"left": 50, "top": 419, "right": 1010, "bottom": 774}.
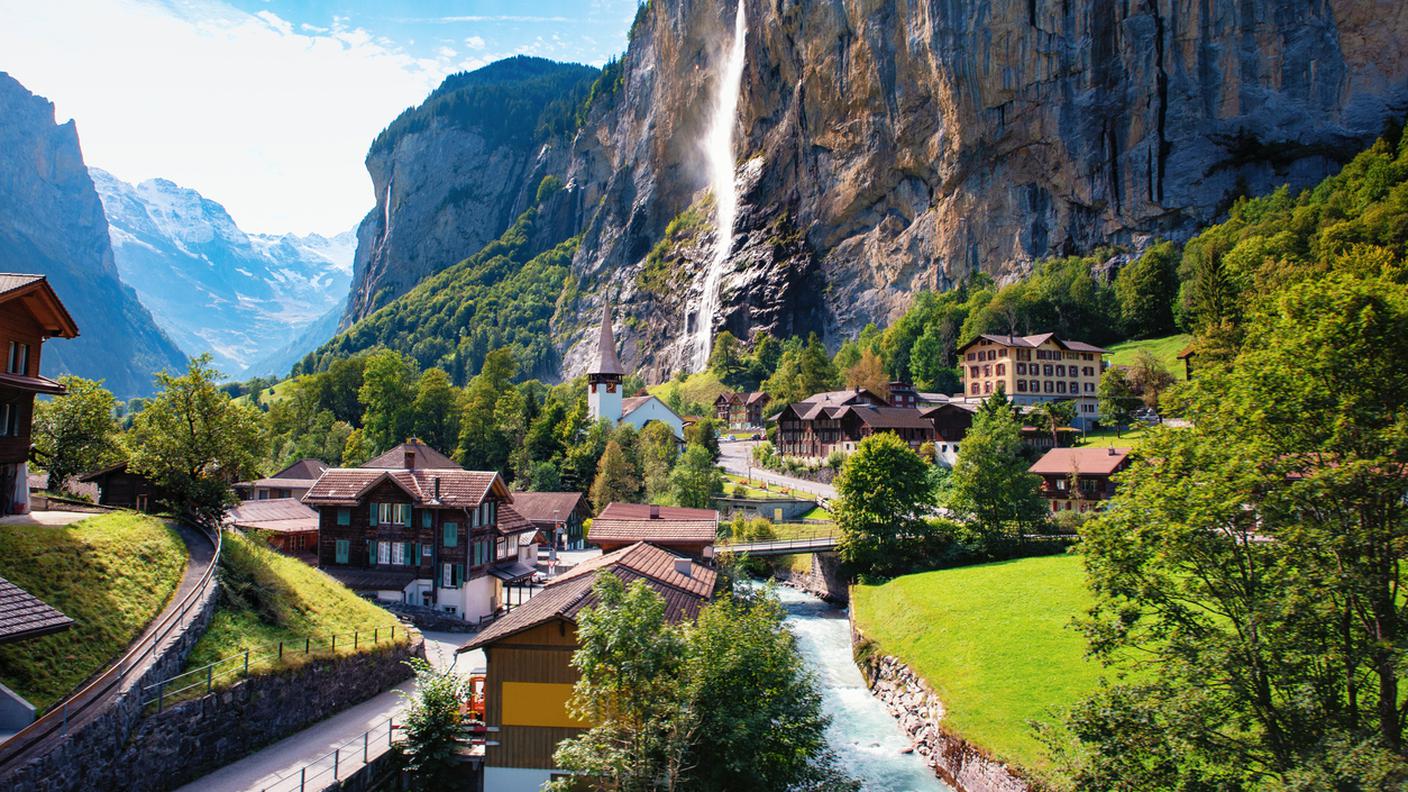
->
{"left": 1069, "top": 381, "right": 1079, "bottom": 394}
{"left": 443, "top": 522, "right": 458, "bottom": 547}
{"left": 1016, "top": 362, "right": 1025, "bottom": 375}
{"left": 1043, "top": 364, "right": 1053, "bottom": 376}
{"left": 335, "top": 539, "right": 349, "bottom": 564}
{"left": 995, "top": 363, "right": 1005, "bottom": 376}
{"left": 497, "top": 537, "right": 508, "bottom": 559}
{"left": 0, "top": 403, "right": 17, "bottom": 437}
{"left": 1083, "top": 366, "right": 1094, "bottom": 377}
{"left": 422, "top": 510, "right": 432, "bottom": 529}
{"left": 377, "top": 503, "right": 410, "bottom": 525}
{"left": 970, "top": 383, "right": 979, "bottom": 395}
{"left": 391, "top": 542, "right": 406, "bottom": 566}
{"left": 1016, "top": 379, "right": 1026, "bottom": 392}
{"left": 336, "top": 508, "right": 350, "bottom": 526}
{"left": 1055, "top": 364, "right": 1065, "bottom": 377}
{"left": 422, "top": 544, "right": 433, "bottom": 560}
{"left": 1045, "top": 381, "right": 1054, "bottom": 393}
{"left": 969, "top": 366, "right": 979, "bottom": 378}
{"left": 983, "top": 381, "right": 992, "bottom": 394}
{"left": 442, "top": 563, "right": 463, "bottom": 588}
{"left": 378, "top": 541, "right": 391, "bottom": 565}
{"left": 6, "top": 341, "right": 30, "bottom": 375}
{"left": 1056, "top": 381, "right": 1067, "bottom": 394}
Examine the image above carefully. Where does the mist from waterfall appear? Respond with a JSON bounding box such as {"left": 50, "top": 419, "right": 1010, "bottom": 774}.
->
{"left": 688, "top": 1, "right": 748, "bottom": 373}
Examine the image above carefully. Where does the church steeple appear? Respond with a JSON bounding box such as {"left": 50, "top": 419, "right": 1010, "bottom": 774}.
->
{"left": 587, "top": 296, "right": 623, "bottom": 424}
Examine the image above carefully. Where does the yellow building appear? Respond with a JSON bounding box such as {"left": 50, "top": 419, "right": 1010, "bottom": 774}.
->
{"left": 956, "top": 333, "right": 1108, "bottom": 428}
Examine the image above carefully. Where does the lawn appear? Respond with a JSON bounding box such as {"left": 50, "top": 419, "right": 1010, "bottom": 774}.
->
{"left": 1106, "top": 333, "right": 1192, "bottom": 372}
{"left": 176, "top": 531, "right": 408, "bottom": 695}
{"left": 647, "top": 370, "right": 730, "bottom": 415}
{"left": 851, "top": 554, "right": 1105, "bottom": 776}
{"left": 1076, "top": 422, "right": 1153, "bottom": 450}
{"left": 723, "top": 473, "right": 813, "bottom": 502}
{"left": 0, "top": 512, "right": 187, "bottom": 711}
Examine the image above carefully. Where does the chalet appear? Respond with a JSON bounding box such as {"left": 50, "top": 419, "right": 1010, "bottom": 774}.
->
{"left": 587, "top": 299, "right": 685, "bottom": 439}
{"left": 589, "top": 502, "right": 718, "bottom": 558}
{"left": 226, "top": 498, "right": 319, "bottom": 561}
{"left": 79, "top": 462, "right": 170, "bottom": 513}
{"left": 956, "top": 333, "right": 1108, "bottom": 429}
{"left": 1176, "top": 344, "right": 1195, "bottom": 381}
{"left": 234, "top": 458, "right": 328, "bottom": 501}
{"left": 0, "top": 275, "right": 78, "bottom": 516}
{"left": 774, "top": 387, "right": 935, "bottom": 459}
{"left": 0, "top": 576, "right": 74, "bottom": 731}
{"left": 714, "top": 391, "right": 770, "bottom": 427}
{"left": 301, "top": 441, "right": 538, "bottom": 622}
{"left": 1029, "top": 446, "right": 1132, "bottom": 513}
{"left": 458, "top": 542, "right": 716, "bottom": 792}
{"left": 923, "top": 402, "right": 977, "bottom": 465}
{"left": 507, "top": 491, "right": 590, "bottom": 552}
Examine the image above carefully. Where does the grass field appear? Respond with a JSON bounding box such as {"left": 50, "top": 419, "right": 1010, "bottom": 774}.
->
{"left": 1106, "top": 333, "right": 1192, "bottom": 372}
{"left": 647, "top": 371, "right": 730, "bottom": 415}
{"left": 0, "top": 512, "right": 187, "bottom": 711}
{"left": 179, "top": 531, "right": 408, "bottom": 692}
{"left": 851, "top": 554, "right": 1105, "bottom": 776}
{"left": 1076, "top": 422, "right": 1152, "bottom": 450}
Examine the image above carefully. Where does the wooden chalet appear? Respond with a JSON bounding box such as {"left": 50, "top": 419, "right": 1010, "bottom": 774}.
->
{"left": 79, "top": 462, "right": 171, "bottom": 513}
{"left": 506, "top": 491, "right": 590, "bottom": 552}
{"left": 0, "top": 275, "right": 78, "bottom": 516}
{"left": 588, "top": 502, "right": 718, "bottom": 558}
{"left": 774, "top": 386, "right": 936, "bottom": 459}
{"left": 1029, "top": 446, "right": 1132, "bottom": 514}
{"left": 234, "top": 458, "right": 329, "bottom": 501}
{"left": 301, "top": 441, "right": 538, "bottom": 622}
{"left": 714, "top": 391, "right": 770, "bottom": 427}
{"left": 226, "top": 498, "right": 319, "bottom": 561}
{"left": 458, "top": 542, "right": 716, "bottom": 792}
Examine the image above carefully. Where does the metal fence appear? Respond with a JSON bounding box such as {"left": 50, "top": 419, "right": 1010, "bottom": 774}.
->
{"left": 141, "top": 623, "right": 412, "bottom": 711}
{"left": 255, "top": 715, "right": 400, "bottom": 792}
{"left": 0, "top": 521, "right": 222, "bottom": 773}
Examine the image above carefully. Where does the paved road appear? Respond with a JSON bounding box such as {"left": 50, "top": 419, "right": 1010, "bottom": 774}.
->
{"left": 175, "top": 631, "right": 481, "bottom": 792}
{"left": 718, "top": 440, "right": 836, "bottom": 502}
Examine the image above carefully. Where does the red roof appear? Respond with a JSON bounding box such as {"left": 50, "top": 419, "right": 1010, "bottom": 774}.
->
{"left": 303, "top": 467, "right": 505, "bottom": 507}
{"left": 226, "top": 498, "right": 319, "bottom": 533}
{"left": 550, "top": 542, "right": 715, "bottom": 599}
{"left": 590, "top": 503, "right": 717, "bottom": 547}
{"left": 0, "top": 273, "right": 79, "bottom": 338}
{"left": 957, "top": 333, "right": 1109, "bottom": 355}
{"left": 508, "top": 491, "right": 587, "bottom": 525}
{"left": 361, "top": 440, "right": 462, "bottom": 471}
{"left": 1029, "top": 447, "right": 1132, "bottom": 476}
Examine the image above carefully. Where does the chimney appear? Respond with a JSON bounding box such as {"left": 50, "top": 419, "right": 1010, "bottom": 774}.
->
{"left": 404, "top": 446, "right": 416, "bottom": 470}
{"left": 433, "top": 476, "right": 441, "bottom": 500}
{"left": 649, "top": 505, "right": 661, "bottom": 519}
{"left": 1108, "top": 446, "right": 1117, "bottom": 456}
{"left": 673, "top": 558, "right": 692, "bottom": 577}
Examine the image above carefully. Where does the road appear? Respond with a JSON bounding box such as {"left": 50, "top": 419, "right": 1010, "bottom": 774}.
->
{"left": 175, "top": 631, "right": 479, "bottom": 792}
{"left": 717, "top": 440, "right": 836, "bottom": 502}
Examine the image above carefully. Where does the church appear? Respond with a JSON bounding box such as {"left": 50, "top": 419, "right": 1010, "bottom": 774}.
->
{"left": 587, "top": 300, "right": 685, "bottom": 440}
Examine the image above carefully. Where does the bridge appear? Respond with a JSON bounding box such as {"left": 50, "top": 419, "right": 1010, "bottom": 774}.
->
{"left": 716, "top": 532, "right": 839, "bottom": 557}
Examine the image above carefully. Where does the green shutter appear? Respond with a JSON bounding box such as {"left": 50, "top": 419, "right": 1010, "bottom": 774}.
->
{"left": 337, "top": 508, "right": 350, "bottom": 526}
{"left": 403, "top": 542, "right": 413, "bottom": 566}
{"left": 369, "top": 503, "right": 379, "bottom": 527}
{"left": 422, "top": 510, "right": 431, "bottom": 528}
{"left": 369, "top": 540, "right": 378, "bottom": 566}
{"left": 335, "top": 539, "right": 349, "bottom": 564}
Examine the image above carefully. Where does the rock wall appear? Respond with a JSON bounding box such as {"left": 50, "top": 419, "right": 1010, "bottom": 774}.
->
{"left": 0, "top": 555, "right": 220, "bottom": 792}
{"left": 773, "top": 552, "right": 850, "bottom": 604}
{"left": 853, "top": 620, "right": 1032, "bottom": 792}
{"left": 112, "top": 633, "right": 424, "bottom": 791}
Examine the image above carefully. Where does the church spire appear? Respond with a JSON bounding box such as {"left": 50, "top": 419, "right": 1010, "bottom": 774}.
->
{"left": 590, "top": 295, "right": 625, "bottom": 377}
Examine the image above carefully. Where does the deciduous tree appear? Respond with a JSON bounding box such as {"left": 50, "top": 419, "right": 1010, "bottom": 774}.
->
{"left": 31, "top": 376, "right": 120, "bottom": 492}
{"left": 943, "top": 397, "right": 1045, "bottom": 547}
{"left": 834, "top": 432, "right": 935, "bottom": 577}
{"left": 669, "top": 443, "right": 721, "bottom": 509}
{"left": 590, "top": 440, "right": 639, "bottom": 511}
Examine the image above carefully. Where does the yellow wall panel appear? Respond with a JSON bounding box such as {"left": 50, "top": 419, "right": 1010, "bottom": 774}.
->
{"left": 501, "top": 682, "right": 589, "bottom": 728}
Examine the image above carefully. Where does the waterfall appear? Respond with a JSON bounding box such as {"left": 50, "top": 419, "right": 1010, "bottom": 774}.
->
{"left": 688, "top": 1, "right": 748, "bottom": 373}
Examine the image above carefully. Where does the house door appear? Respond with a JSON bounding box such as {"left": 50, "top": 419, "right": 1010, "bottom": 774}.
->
{"left": 136, "top": 494, "right": 149, "bottom": 512}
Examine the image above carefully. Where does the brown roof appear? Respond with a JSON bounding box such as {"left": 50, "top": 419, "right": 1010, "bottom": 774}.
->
{"left": 590, "top": 297, "right": 625, "bottom": 376}
{"left": 361, "top": 440, "right": 462, "bottom": 471}
{"left": 958, "top": 333, "right": 1108, "bottom": 355}
{"left": 459, "top": 543, "right": 715, "bottom": 652}
{"left": 303, "top": 467, "right": 506, "bottom": 507}
{"left": 799, "top": 388, "right": 886, "bottom": 406}
{"left": 0, "top": 274, "right": 79, "bottom": 338}
{"left": 508, "top": 491, "right": 587, "bottom": 525}
{"left": 550, "top": 542, "right": 715, "bottom": 598}
{"left": 227, "top": 498, "right": 319, "bottom": 533}
{"left": 271, "top": 458, "right": 329, "bottom": 480}
{"left": 496, "top": 503, "right": 535, "bottom": 535}
{"left": 744, "top": 391, "right": 770, "bottom": 405}
{"left": 836, "top": 404, "right": 935, "bottom": 430}
{"left": 0, "top": 370, "right": 67, "bottom": 395}
{"left": 590, "top": 503, "right": 717, "bottom": 546}
{"left": 1029, "top": 447, "right": 1132, "bottom": 477}
{"left": 0, "top": 576, "right": 74, "bottom": 644}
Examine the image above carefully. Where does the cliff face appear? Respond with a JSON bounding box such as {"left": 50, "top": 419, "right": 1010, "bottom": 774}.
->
{"left": 335, "top": 0, "right": 1408, "bottom": 382}
{"left": 0, "top": 73, "right": 187, "bottom": 398}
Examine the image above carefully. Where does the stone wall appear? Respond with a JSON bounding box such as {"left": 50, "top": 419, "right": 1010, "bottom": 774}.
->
{"left": 852, "top": 621, "right": 1032, "bottom": 792}
{"left": 114, "top": 633, "right": 424, "bottom": 791}
{"left": 0, "top": 558, "right": 220, "bottom": 792}
{"left": 772, "top": 552, "right": 849, "bottom": 604}
{"left": 380, "top": 600, "right": 476, "bottom": 632}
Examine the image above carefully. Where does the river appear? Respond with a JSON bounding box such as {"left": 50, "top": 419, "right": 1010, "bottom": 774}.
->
{"left": 766, "top": 583, "right": 954, "bottom": 792}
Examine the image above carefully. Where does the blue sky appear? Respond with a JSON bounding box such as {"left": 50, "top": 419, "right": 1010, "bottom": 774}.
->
{"left": 0, "top": 0, "right": 639, "bottom": 235}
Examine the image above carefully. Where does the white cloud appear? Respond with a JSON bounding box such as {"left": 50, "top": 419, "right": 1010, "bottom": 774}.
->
{"left": 465, "top": 35, "right": 487, "bottom": 50}
{"left": 0, "top": 0, "right": 473, "bottom": 234}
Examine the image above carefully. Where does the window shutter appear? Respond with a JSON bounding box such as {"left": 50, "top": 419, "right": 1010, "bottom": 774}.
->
{"left": 370, "top": 503, "right": 379, "bottom": 527}
{"left": 369, "top": 540, "right": 378, "bottom": 566}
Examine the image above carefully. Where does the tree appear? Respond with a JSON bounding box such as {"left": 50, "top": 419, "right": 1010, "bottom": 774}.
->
{"left": 1125, "top": 350, "right": 1176, "bottom": 410}
{"left": 410, "top": 368, "right": 460, "bottom": 453}
{"left": 706, "top": 330, "right": 750, "bottom": 388}
{"left": 522, "top": 460, "right": 562, "bottom": 491}
{"left": 1028, "top": 399, "right": 1076, "bottom": 448}
{"left": 683, "top": 417, "right": 720, "bottom": 461}
{"left": 590, "top": 440, "right": 639, "bottom": 511}
{"left": 342, "top": 427, "right": 373, "bottom": 466}
{"left": 396, "top": 659, "right": 471, "bottom": 791}
{"left": 669, "top": 443, "right": 722, "bottom": 509}
{"left": 844, "top": 348, "right": 890, "bottom": 399}
{"left": 551, "top": 575, "right": 693, "bottom": 792}
{"left": 764, "top": 334, "right": 838, "bottom": 405}
{"left": 358, "top": 348, "right": 417, "bottom": 451}
{"left": 943, "top": 397, "right": 1044, "bottom": 547}
{"left": 31, "top": 376, "right": 120, "bottom": 492}
{"left": 1114, "top": 241, "right": 1179, "bottom": 338}
{"left": 128, "top": 355, "right": 266, "bottom": 524}
{"left": 1097, "top": 367, "right": 1141, "bottom": 433}
{"left": 1065, "top": 273, "right": 1408, "bottom": 788}
{"left": 638, "top": 420, "right": 680, "bottom": 500}
{"left": 834, "top": 432, "right": 935, "bottom": 577}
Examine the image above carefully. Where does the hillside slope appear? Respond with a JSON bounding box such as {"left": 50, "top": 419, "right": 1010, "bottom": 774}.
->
{"left": 0, "top": 73, "right": 187, "bottom": 397}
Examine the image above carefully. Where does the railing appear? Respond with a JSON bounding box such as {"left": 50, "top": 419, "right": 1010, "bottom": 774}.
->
{"left": 0, "top": 520, "right": 222, "bottom": 773}
{"left": 141, "top": 623, "right": 412, "bottom": 711}
{"left": 717, "top": 525, "right": 842, "bottom": 556}
{"left": 256, "top": 715, "right": 401, "bottom": 792}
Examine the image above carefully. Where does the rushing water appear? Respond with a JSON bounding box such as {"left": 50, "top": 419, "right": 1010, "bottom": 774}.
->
{"left": 688, "top": 1, "right": 748, "bottom": 372}
{"left": 764, "top": 583, "right": 955, "bottom": 792}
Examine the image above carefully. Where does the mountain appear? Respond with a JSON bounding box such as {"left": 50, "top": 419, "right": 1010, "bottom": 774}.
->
{"left": 321, "top": 0, "right": 1408, "bottom": 383}
{"left": 0, "top": 72, "right": 187, "bottom": 399}
{"left": 91, "top": 169, "right": 354, "bottom": 379}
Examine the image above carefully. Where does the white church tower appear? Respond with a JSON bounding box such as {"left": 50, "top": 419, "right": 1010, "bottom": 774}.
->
{"left": 587, "top": 298, "right": 624, "bottom": 424}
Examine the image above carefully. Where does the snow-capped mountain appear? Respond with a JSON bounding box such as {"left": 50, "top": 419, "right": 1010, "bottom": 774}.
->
{"left": 91, "top": 168, "right": 354, "bottom": 378}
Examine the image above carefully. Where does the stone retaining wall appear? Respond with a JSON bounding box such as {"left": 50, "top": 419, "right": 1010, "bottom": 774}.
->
{"left": 772, "top": 551, "right": 849, "bottom": 604}
{"left": 852, "top": 620, "right": 1032, "bottom": 792}
{"left": 115, "top": 632, "right": 425, "bottom": 791}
